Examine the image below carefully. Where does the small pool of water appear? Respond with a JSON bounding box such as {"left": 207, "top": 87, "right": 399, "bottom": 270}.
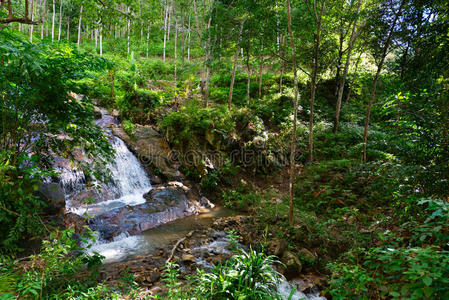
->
{"left": 89, "top": 206, "right": 237, "bottom": 263}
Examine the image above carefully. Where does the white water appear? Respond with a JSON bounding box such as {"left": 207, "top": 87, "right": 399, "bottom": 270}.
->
{"left": 277, "top": 279, "right": 326, "bottom": 300}
{"left": 62, "top": 136, "right": 151, "bottom": 216}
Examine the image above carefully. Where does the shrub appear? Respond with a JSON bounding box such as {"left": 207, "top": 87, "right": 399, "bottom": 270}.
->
{"left": 328, "top": 246, "right": 449, "bottom": 299}
{"left": 196, "top": 248, "right": 283, "bottom": 299}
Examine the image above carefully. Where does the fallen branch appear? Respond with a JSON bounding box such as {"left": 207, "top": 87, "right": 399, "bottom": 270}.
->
{"left": 1, "top": 205, "right": 21, "bottom": 217}
{"left": 165, "top": 236, "right": 186, "bottom": 265}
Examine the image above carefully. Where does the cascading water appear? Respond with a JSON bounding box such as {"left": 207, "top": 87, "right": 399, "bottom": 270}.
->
{"left": 61, "top": 135, "right": 151, "bottom": 217}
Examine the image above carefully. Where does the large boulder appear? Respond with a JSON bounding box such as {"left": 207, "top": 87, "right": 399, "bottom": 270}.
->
{"left": 64, "top": 212, "right": 87, "bottom": 234}
{"left": 281, "top": 251, "right": 302, "bottom": 279}
{"left": 37, "top": 182, "right": 65, "bottom": 212}
{"left": 89, "top": 185, "right": 199, "bottom": 241}
{"left": 112, "top": 125, "right": 180, "bottom": 181}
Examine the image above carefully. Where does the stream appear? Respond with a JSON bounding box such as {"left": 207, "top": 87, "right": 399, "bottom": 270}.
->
{"left": 51, "top": 109, "right": 325, "bottom": 300}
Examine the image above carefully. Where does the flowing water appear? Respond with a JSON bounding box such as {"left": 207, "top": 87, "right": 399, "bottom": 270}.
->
{"left": 61, "top": 135, "right": 151, "bottom": 217}
{"left": 54, "top": 109, "right": 324, "bottom": 299}
{"left": 88, "top": 206, "right": 236, "bottom": 263}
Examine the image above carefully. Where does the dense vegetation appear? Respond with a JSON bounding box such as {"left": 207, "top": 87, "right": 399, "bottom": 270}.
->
{"left": 1, "top": 0, "right": 448, "bottom": 298}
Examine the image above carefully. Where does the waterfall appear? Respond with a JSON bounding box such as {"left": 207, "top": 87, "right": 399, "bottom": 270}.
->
{"left": 61, "top": 135, "right": 151, "bottom": 217}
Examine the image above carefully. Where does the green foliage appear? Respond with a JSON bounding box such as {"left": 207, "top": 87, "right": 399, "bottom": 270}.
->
{"left": 1, "top": 229, "right": 106, "bottom": 299}
{"left": 122, "top": 120, "right": 137, "bottom": 138}
{"left": 328, "top": 246, "right": 449, "bottom": 299}
{"left": 295, "top": 160, "right": 404, "bottom": 212}
{"left": 0, "top": 30, "right": 113, "bottom": 249}
{"left": 222, "top": 188, "right": 260, "bottom": 210}
{"left": 160, "top": 100, "right": 235, "bottom": 149}
{"left": 196, "top": 248, "right": 282, "bottom": 300}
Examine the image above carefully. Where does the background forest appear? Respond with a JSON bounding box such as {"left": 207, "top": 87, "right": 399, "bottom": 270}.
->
{"left": 1, "top": 0, "right": 449, "bottom": 298}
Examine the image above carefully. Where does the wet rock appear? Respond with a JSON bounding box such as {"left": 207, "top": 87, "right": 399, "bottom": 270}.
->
{"left": 111, "top": 109, "right": 120, "bottom": 118}
{"left": 96, "top": 114, "right": 119, "bottom": 128}
{"left": 200, "top": 197, "right": 215, "bottom": 209}
{"left": 93, "top": 106, "right": 102, "bottom": 119}
{"left": 182, "top": 254, "right": 195, "bottom": 263}
{"left": 64, "top": 212, "right": 87, "bottom": 234}
{"left": 298, "top": 248, "right": 317, "bottom": 264}
{"left": 269, "top": 238, "right": 288, "bottom": 256}
{"left": 281, "top": 251, "right": 302, "bottom": 279}
{"left": 37, "top": 182, "right": 65, "bottom": 212}
{"left": 90, "top": 186, "right": 200, "bottom": 241}
{"left": 150, "top": 176, "right": 162, "bottom": 185}
{"left": 112, "top": 125, "right": 180, "bottom": 181}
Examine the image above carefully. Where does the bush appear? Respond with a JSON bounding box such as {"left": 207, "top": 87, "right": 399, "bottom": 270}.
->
{"left": 1, "top": 229, "right": 105, "bottom": 298}
{"left": 328, "top": 246, "right": 449, "bottom": 299}
{"left": 196, "top": 248, "right": 283, "bottom": 299}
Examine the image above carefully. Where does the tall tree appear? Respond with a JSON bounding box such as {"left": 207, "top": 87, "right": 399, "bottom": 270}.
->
{"left": 362, "top": 0, "right": 406, "bottom": 162}
{"left": 286, "top": 0, "right": 299, "bottom": 225}
{"left": 333, "top": 0, "right": 365, "bottom": 133}
{"left": 307, "top": 0, "right": 326, "bottom": 163}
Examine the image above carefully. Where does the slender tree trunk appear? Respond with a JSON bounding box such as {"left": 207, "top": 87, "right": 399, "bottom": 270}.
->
{"left": 77, "top": 5, "right": 82, "bottom": 47}
{"left": 127, "top": 7, "right": 130, "bottom": 54}
{"left": 258, "top": 41, "right": 264, "bottom": 99}
{"left": 279, "top": 35, "right": 285, "bottom": 94}
{"left": 181, "top": 14, "right": 185, "bottom": 70}
{"left": 246, "top": 58, "right": 251, "bottom": 105}
{"left": 146, "top": 25, "right": 150, "bottom": 58}
{"left": 246, "top": 42, "right": 252, "bottom": 105}
{"left": 362, "top": 0, "right": 406, "bottom": 162}
{"left": 287, "top": 0, "right": 300, "bottom": 225}
{"left": 204, "top": 9, "right": 212, "bottom": 106}
{"left": 174, "top": 16, "right": 178, "bottom": 86}
{"left": 333, "top": 0, "right": 363, "bottom": 133}
{"left": 41, "top": 0, "right": 46, "bottom": 39}
{"left": 167, "top": 2, "right": 171, "bottom": 42}
{"left": 163, "top": 3, "right": 168, "bottom": 60}
{"left": 187, "top": 15, "right": 191, "bottom": 61}
{"left": 228, "top": 19, "right": 246, "bottom": 110}
{"left": 51, "top": 0, "right": 55, "bottom": 42}
{"left": 99, "top": 25, "right": 103, "bottom": 55}
{"left": 335, "top": 21, "right": 344, "bottom": 96}
{"left": 309, "top": 0, "right": 325, "bottom": 163}
{"left": 66, "top": 16, "right": 69, "bottom": 40}
{"left": 29, "top": 0, "right": 34, "bottom": 42}
{"left": 345, "top": 51, "right": 363, "bottom": 103}
{"left": 95, "top": 28, "right": 98, "bottom": 49}
{"left": 58, "top": 0, "right": 62, "bottom": 41}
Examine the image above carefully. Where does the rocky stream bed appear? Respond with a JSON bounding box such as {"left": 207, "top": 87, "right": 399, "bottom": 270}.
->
{"left": 39, "top": 106, "right": 326, "bottom": 299}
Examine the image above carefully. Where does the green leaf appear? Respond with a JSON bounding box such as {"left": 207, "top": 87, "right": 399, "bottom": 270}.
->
{"left": 422, "top": 276, "right": 432, "bottom": 286}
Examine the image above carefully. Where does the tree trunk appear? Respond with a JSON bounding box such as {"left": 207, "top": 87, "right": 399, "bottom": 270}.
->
{"left": 51, "top": 0, "right": 55, "bottom": 42}
{"left": 309, "top": 0, "right": 325, "bottom": 163}
{"left": 146, "top": 26, "right": 150, "bottom": 58}
{"left": 258, "top": 41, "right": 264, "bottom": 99}
{"left": 204, "top": 9, "right": 212, "bottom": 106}
{"left": 163, "top": 3, "right": 168, "bottom": 61}
{"left": 127, "top": 7, "right": 130, "bottom": 54}
{"left": 40, "top": 0, "right": 46, "bottom": 39}
{"left": 174, "top": 16, "right": 178, "bottom": 86}
{"left": 228, "top": 19, "right": 245, "bottom": 110}
{"left": 187, "top": 15, "right": 191, "bottom": 61}
{"left": 66, "top": 16, "right": 69, "bottom": 40}
{"left": 362, "top": 0, "right": 406, "bottom": 162}
{"left": 58, "top": 0, "right": 62, "bottom": 41}
{"left": 77, "top": 5, "right": 82, "bottom": 47}
{"left": 29, "top": 0, "right": 34, "bottom": 42}
{"left": 95, "top": 28, "right": 98, "bottom": 49}
{"left": 99, "top": 23, "right": 103, "bottom": 55}
{"left": 345, "top": 51, "right": 363, "bottom": 103}
{"left": 333, "top": 0, "right": 363, "bottom": 133}
{"left": 287, "top": 0, "right": 300, "bottom": 225}
{"left": 167, "top": 2, "right": 171, "bottom": 42}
